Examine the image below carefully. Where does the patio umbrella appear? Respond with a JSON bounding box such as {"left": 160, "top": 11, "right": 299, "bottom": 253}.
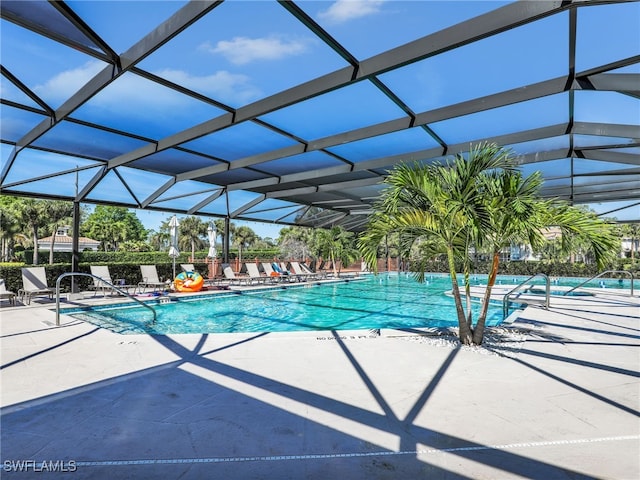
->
{"left": 169, "top": 215, "right": 180, "bottom": 280}
{"left": 207, "top": 222, "right": 217, "bottom": 278}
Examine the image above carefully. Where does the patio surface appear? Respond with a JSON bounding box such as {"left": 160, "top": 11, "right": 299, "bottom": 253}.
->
{"left": 1, "top": 284, "right": 639, "bottom": 479}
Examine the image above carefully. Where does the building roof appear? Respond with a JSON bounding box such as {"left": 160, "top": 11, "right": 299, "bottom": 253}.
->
{"left": 37, "top": 235, "right": 99, "bottom": 246}
{"left": 1, "top": 1, "right": 638, "bottom": 231}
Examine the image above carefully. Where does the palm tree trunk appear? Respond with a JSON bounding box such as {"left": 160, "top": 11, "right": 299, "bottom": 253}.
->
{"left": 472, "top": 251, "right": 500, "bottom": 345}
{"left": 447, "top": 249, "right": 473, "bottom": 344}
{"left": 49, "top": 224, "right": 57, "bottom": 265}
{"left": 32, "top": 229, "right": 39, "bottom": 265}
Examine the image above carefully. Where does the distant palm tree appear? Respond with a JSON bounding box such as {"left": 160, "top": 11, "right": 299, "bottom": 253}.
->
{"left": 179, "top": 216, "right": 207, "bottom": 261}
{"left": 45, "top": 201, "right": 74, "bottom": 264}
{"left": 233, "top": 226, "right": 257, "bottom": 264}
{"left": 313, "top": 226, "right": 359, "bottom": 276}
{"left": 359, "top": 142, "right": 617, "bottom": 345}
{"left": 14, "top": 198, "right": 46, "bottom": 265}
{"left": 214, "top": 219, "right": 236, "bottom": 258}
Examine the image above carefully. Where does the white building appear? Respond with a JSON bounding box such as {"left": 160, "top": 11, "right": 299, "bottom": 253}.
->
{"left": 37, "top": 226, "right": 100, "bottom": 252}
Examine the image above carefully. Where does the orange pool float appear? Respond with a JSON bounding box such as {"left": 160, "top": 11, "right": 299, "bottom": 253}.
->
{"left": 174, "top": 271, "right": 204, "bottom": 292}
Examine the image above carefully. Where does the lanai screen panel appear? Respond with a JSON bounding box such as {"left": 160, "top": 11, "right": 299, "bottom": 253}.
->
{"left": 1, "top": 0, "right": 638, "bottom": 228}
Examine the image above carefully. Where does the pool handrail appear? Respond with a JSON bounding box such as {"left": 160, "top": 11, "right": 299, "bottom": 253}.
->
{"left": 55, "top": 272, "right": 156, "bottom": 326}
{"left": 563, "top": 270, "right": 634, "bottom": 297}
{"left": 503, "top": 273, "right": 550, "bottom": 318}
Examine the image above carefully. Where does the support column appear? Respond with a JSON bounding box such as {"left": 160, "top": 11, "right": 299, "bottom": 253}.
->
{"left": 71, "top": 201, "right": 80, "bottom": 293}
{"left": 224, "top": 217, "right": 230, "bottom": 263}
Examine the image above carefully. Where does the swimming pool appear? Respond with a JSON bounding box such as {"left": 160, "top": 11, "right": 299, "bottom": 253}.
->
{"left": 64, "top": 273, "right": 507, "bottom": 335}
{"left": 64, "top": 273, "right": 632, "bottom": 335}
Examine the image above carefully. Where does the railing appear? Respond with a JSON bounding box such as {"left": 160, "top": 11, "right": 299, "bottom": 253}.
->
{"left": 503, "top": 273, "right": 550, "bottom": 318}
{"left": 55, "top": 272, "right": 156, "bottom": 326}
{"left": 563, "top": 270, "right": 635, "bottom": 297}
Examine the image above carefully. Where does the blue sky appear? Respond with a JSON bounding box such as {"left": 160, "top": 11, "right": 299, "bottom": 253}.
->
{"left": 133, "top": 208, "right": 285, "bottom": 239}
{"left": 2, "top": 1, "right": 639, "bottom": 227}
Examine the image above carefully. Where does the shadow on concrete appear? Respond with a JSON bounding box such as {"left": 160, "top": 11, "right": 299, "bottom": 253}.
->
{"left": 1, "top": 326, "right": 602, "bottom": 479}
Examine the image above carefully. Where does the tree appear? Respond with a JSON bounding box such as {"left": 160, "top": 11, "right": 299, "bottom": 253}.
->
{"left": 13, "top": 198, "right": 47, "bottom": 265}
{"left": 359, "top": 142, "right": 617, "bottom": 346}
{"left": 178, "top": 216, "right": 208, "bottom": 261}
{"left": 233, "top": 225, "right": 258, "bottom": 264}
{"left": 82, "top": 206, "right": 147, "bottom": 251}
{"left": 0, "top": 196, "right": 25, "bottom": 262}
{"left": 45, "top": 201, "right": 74, "bottom": 264}
{"left": 620, "top": 223, "right": 640, "bottom": 261}
{"left": 214, "top": 219, "right": 236, "bottom": 257}
{"left": 278, "top": 226, "right": 313, "bottom": 259}
{"left": 313, "top": 226, "right": 360, "bottom": 275}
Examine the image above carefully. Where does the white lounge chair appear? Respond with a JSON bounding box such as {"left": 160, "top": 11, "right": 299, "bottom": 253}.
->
{"left": 90, "top": 265, "right": 136, "bottom": 296}
{"left": 245, "top": 263, "right": 267, "bottom": 285}
{"left": 138, "top": 265, "right": 167, "bottom": 293}
{"left": 262, "top": 262, "right": 294, "bottom": 283}
{"left": 180, "top": 264, "right": 196, "bottom": 273}
{"left": 18, "top": 267, "right": 54, "bottom": 305}
{"left": 0, "top": 279, "right": 17, "bottom": 306}
{"left": 291, "top": 261, "right": 316, "bottom": 281}
{"left": 221, "top": 263, "right": 248, "bottom": 286}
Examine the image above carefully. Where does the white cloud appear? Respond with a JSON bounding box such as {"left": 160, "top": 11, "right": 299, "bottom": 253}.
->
{"left": 30, "top": 61, "right": 261, "bottom": 112}
{"left": 318, "top": 0, "right": 385, "bottom": 24}
{"left": 154, "top": 68, "right": 261, "bottom": 105}
{"left": 200, "top": 35, "right": 309, "bottom": 65}
{"left": 32, "top": 60, "right": 106, "bottom": 105}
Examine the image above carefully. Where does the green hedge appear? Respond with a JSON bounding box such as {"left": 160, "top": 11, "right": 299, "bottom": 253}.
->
{"left": 17, "top": 248, "right": 281, "bottom": 264}
{"left": 0, "top": 262, "right": 181, "bottom": 293}
{"left": 409, "top": 259, "right": 637, "bottom": 278}
{"left": 2, "top": 258, "right": 636, "bottom": 295}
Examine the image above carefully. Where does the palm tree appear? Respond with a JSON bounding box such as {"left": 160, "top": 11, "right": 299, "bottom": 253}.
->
{"left": 179, "top": 216, "right": 207, "bottom": 261}
{"left": 233, "top": 226, "right": 258, "bottom": 264}
{"left": 359, "top": 142, "right": 617, "bottom": 345}
{"left": 13, "top": 198, "right": 47, "bottom": 265}
{"left": 214, "top": 219, "right": 236, "bottom": 258}
{"left": 313, "top": 226, "right": 359, "bottom": 276}
{"left": 45, "top": 201, "right": 74, "bottom": 264}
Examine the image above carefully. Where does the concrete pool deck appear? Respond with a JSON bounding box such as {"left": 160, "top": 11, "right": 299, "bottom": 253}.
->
{"left": 1, "top": 285, "right": 639, "bottom": 479}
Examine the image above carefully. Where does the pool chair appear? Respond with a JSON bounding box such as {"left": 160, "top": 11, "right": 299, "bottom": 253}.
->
{"left": 18, "top": 267, "right": 55, "bottom": 305}
{"left": 262, "top": 262, "right": 294, "bottom": 283}
{"left": 244, "top": 263, "right": 268, "bottom": 285}
{"left": 291, "top": 261, "right": 317, "bottom": 281}
{"left": 180, "top": 264, "right": 196, "bottom": 273}
{"left": 0, "top": 279, "right": 17, "bottom": 306}
{"left": 286, "top": 261, "right": 308, "bottom": 282}
{"left": 138, "top": 265, "right": 167, "bottom": 293}
{"left": 318, "top": 261, "right": 336, "bottom": 278}
{"left": 90, "top": 265, "right": 136, "bottom": 296}
{"left": 221, "top": 263, "right": 251, "bottom": 286}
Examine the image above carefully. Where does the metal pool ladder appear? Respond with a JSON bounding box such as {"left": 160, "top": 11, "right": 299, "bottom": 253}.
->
{"left": 502, "top": 273, "right": 550, "bottom": 318}
{"left": 55, "top": 272, "right": 157, "bottom": 326}
{"left": 563, "top": 270, "right": 635, "bottom": 297}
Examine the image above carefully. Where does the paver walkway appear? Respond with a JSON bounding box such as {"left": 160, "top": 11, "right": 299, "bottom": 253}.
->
{"left": 1, "top": 290, "right": 638, "bottom": 479}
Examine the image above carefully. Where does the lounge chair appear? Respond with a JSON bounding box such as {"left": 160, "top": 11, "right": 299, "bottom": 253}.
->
{"left": 138, "top": 265, "right": 167, "bottom": 293}
{"left": 0, "top": 279, "right": 17, "bottom": 306}
{"left": 18, "top": 267, "right": 54, "bottom": 305}
{"left": 262, "top": 262, "right": 295, "bottom": 283}
{"left": 291, "top": 261, "right": 317, "bottom": 281}
{"left": 221, "top": 263, "right": 250, "bottom": 286}
{"left": 277, "top": 262, "right": 303, "bottom": 282}
{"left": 180, "top": 264, "right": 196, "bottom": 273}
{"left": 90, "top": 265, "right": 136, "bottom": 296}
{"left": 244, "top": 263, "right": 268, "bottom": 285}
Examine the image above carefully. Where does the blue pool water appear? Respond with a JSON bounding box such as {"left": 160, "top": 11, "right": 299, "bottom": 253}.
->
{"left": 64, "top": 273, "right": 633, "bottom": 335}
{"left": 65, "top": 273, "right": 505, "bottom": 335}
